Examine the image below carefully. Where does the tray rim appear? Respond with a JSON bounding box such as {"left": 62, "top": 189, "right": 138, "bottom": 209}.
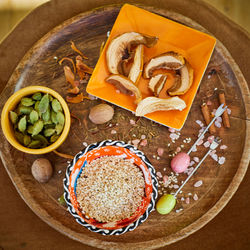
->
{"left": 0, "top": 4, "right": 249, "bottom": 249}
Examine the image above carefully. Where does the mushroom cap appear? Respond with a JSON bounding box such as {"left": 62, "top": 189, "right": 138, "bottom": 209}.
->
{"left": 143, "top": 51, "right": 185, "bottom": 78}
{"left": 135, "top": 96, "right": 186, "bottom": 116}
{"left": 168, "top": 61, "right": 194, "bottom": 96}
{"left": 106, "top": 32, "right": 157, "bottom": 74}
{"left": 148, "top": 74, "right": 167, "bottom": 96}
{"left": 106, "top": 74, "right": 142, "bottom": 104}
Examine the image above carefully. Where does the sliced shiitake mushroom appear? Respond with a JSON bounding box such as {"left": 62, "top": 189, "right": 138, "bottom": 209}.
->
{"left": 106, "top": 32, "right": 158, "bottom": 74}
{"left": 135, "top": 96, "right": 186, "bottom": 116}
{"left": 148, "top": 74, "right": 167, "bottom": 96}
{"left": 143, "top": 51, "right": 185, "bottom": 78}
{"left": 128, "top": 44, "right": 144, "bottom": 84}
{"left": 106, "top": 74, "right": 142, "bottom": 104}
{"left": 168, "top": 62, "right": 194, "bottom": 96}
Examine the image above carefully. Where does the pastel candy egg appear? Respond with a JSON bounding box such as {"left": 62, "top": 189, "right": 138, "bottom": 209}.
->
{"left": 156, "top": 194, "right": 176, "bottom": 214}
{"left": 171, "top": 152, "right": 190, "bottom": 173}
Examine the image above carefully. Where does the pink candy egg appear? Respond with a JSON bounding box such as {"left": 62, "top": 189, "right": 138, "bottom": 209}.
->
{"left": 171, "top": 152, "right": 190, "bottom": 173}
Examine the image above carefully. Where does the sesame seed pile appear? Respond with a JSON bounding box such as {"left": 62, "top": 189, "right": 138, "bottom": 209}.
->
{"left": 76, "top": 156, "right": 145, "bottom": 223}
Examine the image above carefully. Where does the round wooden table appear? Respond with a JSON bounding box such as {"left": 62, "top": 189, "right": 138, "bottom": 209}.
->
{"left": 0, "top": 0, "right": 249, "bottom": 249}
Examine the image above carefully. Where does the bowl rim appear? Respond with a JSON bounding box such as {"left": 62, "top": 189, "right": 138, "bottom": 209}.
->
{"left": 1, "top": 85, "right": 71, "bottom": 154}
{"left": 63, "top": 140, "right": 158, "bottom": 235}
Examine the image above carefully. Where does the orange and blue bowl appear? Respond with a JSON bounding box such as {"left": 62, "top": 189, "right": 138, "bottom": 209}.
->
{"left": 64, "top": 140, "right": 158, "bottom": 235}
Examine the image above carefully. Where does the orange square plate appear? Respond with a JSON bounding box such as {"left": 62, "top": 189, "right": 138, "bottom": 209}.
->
{"left": 86, "top": 4, "right": 216, "bottom": 129}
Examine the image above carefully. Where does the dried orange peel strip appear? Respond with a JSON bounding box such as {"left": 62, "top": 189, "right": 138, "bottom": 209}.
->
{"left": 59, "top": 57, "right": 76, "bottom": 74}
{"left": 70, "top": 41, "right": 88, "bottom": 59}
{"left": 66, "top": 93, "right": 90, "bottom": 103}
{"left": 53, "top": 150, "right": 74, "bottom": 159}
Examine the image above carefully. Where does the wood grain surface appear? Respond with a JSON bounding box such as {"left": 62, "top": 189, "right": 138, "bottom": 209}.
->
{"left": 0, "top": 1, "right": 249, "bottom": 250}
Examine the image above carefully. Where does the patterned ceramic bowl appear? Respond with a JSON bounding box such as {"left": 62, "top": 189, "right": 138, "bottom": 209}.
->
{"left": 64, "top": 140, "right": 158, "bottom": 235}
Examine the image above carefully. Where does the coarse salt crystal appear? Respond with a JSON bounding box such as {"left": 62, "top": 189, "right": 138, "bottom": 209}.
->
{"left": 193, "top": 157, "right": 199, "bottom": 163}
{"left": 176, "top": 147, "right": 181, "bottom": 152}
{"left": 210, "top": 150, "right": 216, "bottom": 156}
{"left": 212, "top": 109, "right": 216, "bottom": 116}
{"left": 194, "top": 180, "right": 203, "bottom": 187}
{"left": 116, "top": 89, "right": 121, "bottom": 94}
{"left": 170, "top": 133, "right": 179, "bottom": 140}
{"left": 132, "top": 139, "right": 140, "bottom": 146}
{"left": 130, "top": 119, "right": 136, "bottom": 125}
{"left": 163, "top": 175, "right": 168, "bottom": 184}
{"left": 196, "top": 120, "right": 204, "bottom": 127}
{"left": 197, "top": 139, "right": 203, "bottom": 146}
{"left": 227, "top": 108, "right": 231, "bottom": 115}
{"left": 192, "top": 146, "right": 197, "bottom": 152}
{"left": 207, "top": 100, "right": 212, "bottom": 106}
{"left": 216, "top": 117, "right": 222, "bottom": 123}
{"left": 218, "top": 156, "right": 226, "bottom": 165}
{"left": 189, "top": 161, "right": 195, "bottom": 166}
{"left": 141, "top": 134, "right": 146, "bottom": 140}
{"left": 173, "top": 184, "right": 179, "bottom": 189}
{"left": 132, "top": 134, "right": 136, "bottom": 137}
{"left": 163, "top": 168, "right": 166, "bottom": 171}
{"left": 207, "top": 135, "right": 215, "bottom": 143}
{"left": 111, "top": 130, "right": 117, "bottom": 134}
{"left": 156, "top": 172, "right": 162, "bottom": 178}
{"left": 157, "top": 147, "right": 164, "bottom": 156}
{"left": 156, "top": 156, "right": 160, "bottom": 160}
{"left": 140, "top": 139, "right": 147, "bottom": 147}
{"left": 168, "top": 128, "right": 175, "bottom": 133}
{"left": 58, "top": 170, "right": 62, "bottom": 174}
{"left": 193, "top": 194, "right": 199, "bottom": 201}
{"left": 220, "top": 145, "right": 228, "bottom": 150}
{"left": 214, "top": 121, "right": 221, "bottom": 128}
{"left": 181, "top": 197, "right": 185, "bottom": 201}
{"left": 185, "top": 197, "right": 190, "bottom": 204}
{"left": 211, "top": 153, "right": 218, "bottom": 161}
{"left": 208, "top": 74, "right": 211, "bottom": 79}
{"left": 83, "top": 142, "right": 88, "bottom": 147}
{"left": 203, "top": 141, "right": 210, "bottom": 148}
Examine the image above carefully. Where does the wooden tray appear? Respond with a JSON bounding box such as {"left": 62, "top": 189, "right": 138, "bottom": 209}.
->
{"left": 0, "top": 4, "right": 249, "bottom": 249}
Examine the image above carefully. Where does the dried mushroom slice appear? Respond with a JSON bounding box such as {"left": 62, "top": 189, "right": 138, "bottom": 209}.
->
{"left": 128, "top": 44, "right": 144, "bottom": 84}
{"left": 168, "top": 62, "right": 194, "bottom": 96}
{"left": 143, "top": 51, "right": 185, "bottom": 78}
{"left": 106, "top": 74, "right": 142, "bottom": 104}
{"left": 148, "top": 74, "right": 167, "bottom": 96}
{"left": 135, "top": 96, "right": 186, "bottom": 116}
{"left": 106, "top": 32, "right": 158, "bottom": 74}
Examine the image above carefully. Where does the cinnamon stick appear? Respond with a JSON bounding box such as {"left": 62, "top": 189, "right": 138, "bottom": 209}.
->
{"left": 219, "top": 91, "right": 230, "bottom": 128}
{"left": 53, "top": 150, "right": 74, "bottom": 159}
{"left": 201, "top": 103, "right": 216, "bottom": 134}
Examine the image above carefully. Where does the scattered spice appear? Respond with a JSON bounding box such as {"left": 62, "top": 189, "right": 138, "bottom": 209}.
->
{"left": 99, "top": 41, "right": 105, "bottom": 55}
{"left": 66, "top": 93, "right": 89, "bottom": 103}
{"left": 70, "top": 112, "right": 81, "bottom": 126}
{"left": 201, "top": 103, "right": 216, "bottom": 134}
{"left": 218, "top": 91, "right": 230, "bottom": 128}
{"left": 76, "top": 55, "right": 94, "bottom": 76}
{"left": 59, "top": 57, "right": 76, "bottom": 73}
{"left": 53, "top": 150, "right": 74, "bottom": 159}
{"left": 70, "top": 41, "right": 88, "bottom": 59}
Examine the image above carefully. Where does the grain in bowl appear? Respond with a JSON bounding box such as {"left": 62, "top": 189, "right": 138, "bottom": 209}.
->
{"left": 76, "top": 155, "right": 145, "bottom": 222}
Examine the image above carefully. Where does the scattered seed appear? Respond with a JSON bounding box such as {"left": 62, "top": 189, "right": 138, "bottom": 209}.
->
{"left": 204, "top": 141, "right": 210, "bottom": 148}
{"left": 185, "top": 197, "right": 190, "bottom": 204}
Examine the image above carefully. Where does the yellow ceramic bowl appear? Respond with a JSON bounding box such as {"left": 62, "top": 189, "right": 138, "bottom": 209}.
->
{"left": 1, "top": 86, "right": 71, "bottom": 154}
